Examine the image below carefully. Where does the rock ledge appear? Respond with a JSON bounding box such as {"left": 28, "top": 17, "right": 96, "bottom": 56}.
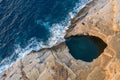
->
{"left": 0, "top": 0, "right": 120, "bottom": 80}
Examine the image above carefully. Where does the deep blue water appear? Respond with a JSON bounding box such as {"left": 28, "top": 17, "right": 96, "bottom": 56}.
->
{"left": 0, "top": 0, "right": 90, "bottom": 72}
{"left": 65, "top": 36, "right": 107, "bottom": 62}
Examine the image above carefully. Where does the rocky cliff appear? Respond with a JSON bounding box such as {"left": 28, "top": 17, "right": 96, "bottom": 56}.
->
{"left": 0, "top": 0, "right": 120, "bottom": 80}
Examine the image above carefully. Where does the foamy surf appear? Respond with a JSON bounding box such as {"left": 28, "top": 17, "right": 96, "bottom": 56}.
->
{"left": 0, "top": 0, "right": 91, "bottom": 73}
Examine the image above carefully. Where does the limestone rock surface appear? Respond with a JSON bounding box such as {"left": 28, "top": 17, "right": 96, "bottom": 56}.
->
{"left": 0, "top": 0, "right": 120, "bottom": 80}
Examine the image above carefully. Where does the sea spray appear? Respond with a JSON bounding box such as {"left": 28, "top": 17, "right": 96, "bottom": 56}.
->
{"left": 0, "top": 0, "right": 91, "bottom": 73}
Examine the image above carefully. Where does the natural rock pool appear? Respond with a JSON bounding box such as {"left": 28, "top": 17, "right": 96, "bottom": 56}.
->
{"left": 65, "top": 36, "right": 107, "bottom": 62}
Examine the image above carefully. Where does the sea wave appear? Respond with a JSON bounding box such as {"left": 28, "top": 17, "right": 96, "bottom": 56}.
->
{"left": 0, "top": 0, "right": 91, "bottom": 73}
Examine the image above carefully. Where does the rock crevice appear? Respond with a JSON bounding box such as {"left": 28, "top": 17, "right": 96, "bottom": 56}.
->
{"left": 1, "top": 0, "right": 120, "bottom": 80}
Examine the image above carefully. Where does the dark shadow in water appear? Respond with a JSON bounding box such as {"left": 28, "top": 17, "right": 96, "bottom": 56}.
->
{"left": 65, "top": 35, "right": 107, "bottom": 62}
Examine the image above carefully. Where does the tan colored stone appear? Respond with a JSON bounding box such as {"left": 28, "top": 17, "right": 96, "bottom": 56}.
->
{"left": 1, "top": 0, "right": 120, "bottom": 80}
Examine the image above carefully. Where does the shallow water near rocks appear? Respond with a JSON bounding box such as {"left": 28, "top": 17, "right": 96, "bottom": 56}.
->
{"left": 65, "top": 36, "right": 107, "bottom": 62}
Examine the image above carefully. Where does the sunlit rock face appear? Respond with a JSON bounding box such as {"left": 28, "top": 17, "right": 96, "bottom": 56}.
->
{"left": 1, "top": 0, "right": 120, "bottom": 80}
{"left": 65, "top": 36, "right": 107, "bottom": 62}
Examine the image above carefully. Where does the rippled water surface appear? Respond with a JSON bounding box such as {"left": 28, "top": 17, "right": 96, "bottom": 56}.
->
{"left": 0, "top": 0, "right": 90, "bottom": 72}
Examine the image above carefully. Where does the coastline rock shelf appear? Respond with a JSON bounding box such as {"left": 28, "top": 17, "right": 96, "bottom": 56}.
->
{"left": 1, "top": 0, "right": 120, "bottom": 80}
{"left": 65, "top": 36, "right": 107, "bottom": 62}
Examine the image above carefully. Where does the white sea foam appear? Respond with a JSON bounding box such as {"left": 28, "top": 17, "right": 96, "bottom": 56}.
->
{"left": 0, "top": 0, "right": 91, "bottom": 73}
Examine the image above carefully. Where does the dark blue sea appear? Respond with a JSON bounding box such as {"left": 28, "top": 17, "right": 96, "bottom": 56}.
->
{"left": 0, "top": 0, "right": 90, "bottom": 72}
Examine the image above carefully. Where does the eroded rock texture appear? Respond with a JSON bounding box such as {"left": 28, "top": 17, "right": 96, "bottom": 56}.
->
{"left": 0, "top": 0, "right": 120, "bottom": 80}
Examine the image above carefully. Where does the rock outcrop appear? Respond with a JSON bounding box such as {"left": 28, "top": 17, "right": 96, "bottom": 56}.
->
{"left": 0, "top": 0, "right": 120, "bottom": 80}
